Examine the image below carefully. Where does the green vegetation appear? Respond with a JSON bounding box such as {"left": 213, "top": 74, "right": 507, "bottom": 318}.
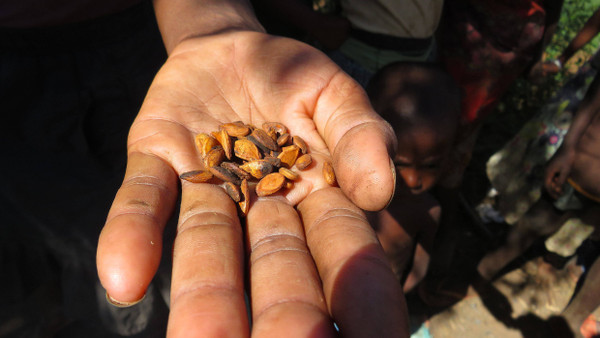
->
{"left": 495, "top": 1, "right": 600, "bottom": 123}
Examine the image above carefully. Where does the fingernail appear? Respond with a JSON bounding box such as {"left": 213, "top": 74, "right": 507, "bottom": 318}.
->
{"left": 384, "top": 157, "right": 396, "bottom": 209}
{"left": 106, "top": 292, "right": 146, "bottom": 308}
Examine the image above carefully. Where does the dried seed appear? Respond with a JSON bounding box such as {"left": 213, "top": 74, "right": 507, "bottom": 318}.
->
{"left": 212, "top": 129, "right": 233, "bottom": 160}
{"left": 279, "top": 167, "right": 299, "bottom": 181}
{"left": 264, "top": 156, "right": 282, "bottom": 168}
{"left": 179, "top": 170, "right": 213, "bottom": 183}
{"left": 239, "top": 160, "right": 273, "bottom": 179}
{"left": 262, "top": 122, "right": 288, "bottom": 136}
{"left": 221, "top": 161, "right": 252, "bottom": 180}
{"left": 249, "top": 128, "right": 278, "bottom": 151}
{"left": 277, "top": 133, "right": 291, "bottom": 147}
{"left": 195, "top": 133, "right": 219, "bottom": 157}
{"left": 223, "top": 181, "right": 241, "bottom": 202}
{"left": 323, "top": 161, "right": 336, "bottom": 186}
{"left": 256, "top": 172, "right": 286, "bottom": 197}
{"left": 209, "top": 166, "right": 241, "bottom": 185}
{"left": 234, "top": 139, "right": 262, "bottom": 161}
{"left": 204, "top": 146, "right": 226, "bottom": 168}
{"left": 239, "top": 179, "right": 250, "bottom": 216}
{"left": 277, "top": 144, "right": 300, "bottom": 168}
{"left": 221, "top": 122, "right": 250, "bottom": 137}
{"left": 294, "top": 154, "right": 312, "bottom": 170}
{"left": 266, "top": 128, "right": 278, "bottom": 142}
{"left": 293, "top": 136, "right": 308, "bottom": 154}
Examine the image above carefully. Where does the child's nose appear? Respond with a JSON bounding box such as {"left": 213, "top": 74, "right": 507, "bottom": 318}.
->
{"left": 403, "top": 170, "right": 422, "bottom": 190}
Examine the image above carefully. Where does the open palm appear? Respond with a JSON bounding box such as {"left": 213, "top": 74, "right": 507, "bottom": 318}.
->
{"left": 97, "top": 31, "right": 407, "bottom": 337}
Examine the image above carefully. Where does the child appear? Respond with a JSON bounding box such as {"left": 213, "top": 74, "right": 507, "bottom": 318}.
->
{"left": 365, "top": 62, "right": 462, "bottom": 293}
{"left": 476, "top": 64, "right": 600, "bottom": 337}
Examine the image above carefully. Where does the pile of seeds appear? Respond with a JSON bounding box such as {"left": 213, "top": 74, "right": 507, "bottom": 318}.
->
{"left": 179, "top": 121, "right": 336, "bottom": 216}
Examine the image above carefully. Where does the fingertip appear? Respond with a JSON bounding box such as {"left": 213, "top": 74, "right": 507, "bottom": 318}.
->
{"left": 333, "top": 123, "right": 396, "bottom": 211}
{"left": 97, "top": 216, "right": 163, "bottom": 305}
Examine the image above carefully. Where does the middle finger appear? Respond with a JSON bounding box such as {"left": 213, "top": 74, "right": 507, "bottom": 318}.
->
{"left": 246, "top": 197, "right": 335, "bottom": 337}
{"left": 167, "top": 181, "right": 248, "bottom": 337}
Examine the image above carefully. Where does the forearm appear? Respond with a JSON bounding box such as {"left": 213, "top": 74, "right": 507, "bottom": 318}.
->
{"left": 536, "top": 0, "right": 564, "bottom": 60}
{"left": 403, "top": 244, "right": 430, "bottom": 293}
{"left": 153, "top": 0, "right": 265, "bottom": 54}
{"left": 558, "top": 8, "right": 600, "bottom": 64}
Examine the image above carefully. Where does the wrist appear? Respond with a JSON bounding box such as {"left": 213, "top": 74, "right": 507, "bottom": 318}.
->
{"left": 154, "top": 0, "right": 265, "bottom": 54}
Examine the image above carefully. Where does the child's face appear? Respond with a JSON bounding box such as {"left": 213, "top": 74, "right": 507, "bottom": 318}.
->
{"left": 394, "top": 124, "right": 453, "bottom": 195}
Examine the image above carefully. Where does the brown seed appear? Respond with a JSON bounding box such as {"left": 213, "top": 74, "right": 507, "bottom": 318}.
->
{"left": 256, "top": 172, "right": 286, "bottom": 197}
{"left": 293, "top": 136, "right": 308, "bottom": 154}
{"left": 204, "top": 146, "right": 225, "bottom": 168}
{"left": 234, "top": 139, "right": 262, "bottom": 161}
{"left": 323, "top": 161, "right": 336, "bottom": 186}
{"left": 179, "top": 170, "right": 213, "bottom": 183}
{"left": 209, "top": 166, "right": 241, "bottom": 185}
{"left": 294, "top": 154, "right": 312, "bottom": 170}
{"left": 221, "top": 122, "right": 250, "bottom": 137}
{"left": 264, "top": 156, "right": 282, "bottom": 168}
{"left": 279, "top": 167, "right": 299, "bottom": 181}
{"left": 285, "top": 181, "right": 294, "bottom": 189}
{"left": 276, "top": 133, "right": 291, "bottom": 147}
{"left": 220, "top": 161, "right": 252, "bottom": 180}
{"left": 266, "top": 128, "right": 278, "bottom": 142}
{"left": 262, "top": 122, "right": 288, "bottom": 136}
{"left": 277, "top": 144, "right": 300, "bottom": 168}
{"left": 239, "top": 178, "right": 250, "bottom": 216}
{"left": 249, "top": 128, "right": 278, "bottom": 151}
{"left": 239, "top": 160, "right": 273, "bottom": 179}
{"left": 223, "top": 181, "right": 241, "bottom": 202}
{"left": 212, "top": 129, "right": 233, "bottom": 160}
{"left": 195, "top": 133, "right": 219, "bottom": 157}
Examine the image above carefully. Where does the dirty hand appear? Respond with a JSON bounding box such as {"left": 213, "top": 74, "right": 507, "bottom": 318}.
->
{"left": 96, "top": 31, "right": 407, "bottom": 337}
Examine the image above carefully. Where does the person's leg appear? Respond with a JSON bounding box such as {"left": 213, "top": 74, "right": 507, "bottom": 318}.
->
{"left": 477, "top": 196, "right": 568, "bottom": 280}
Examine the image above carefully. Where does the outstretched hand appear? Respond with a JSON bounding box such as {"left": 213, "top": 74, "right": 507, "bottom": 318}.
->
{"left": 96, "top": 31, "right": 407, "bottom": 337}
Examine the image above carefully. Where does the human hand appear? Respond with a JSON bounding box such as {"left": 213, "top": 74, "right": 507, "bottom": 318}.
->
{"left": 544, "top": 146, "right": 575, "bottom": 199}
{"left": 96, "top": 31, "right": 407, "bottom": 337}
{"left": 527, "top": 59, "right": 562, "bottom": 84}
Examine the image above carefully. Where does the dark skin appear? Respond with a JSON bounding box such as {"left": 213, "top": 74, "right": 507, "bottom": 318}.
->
{"left": 546, "top": 74, "right": 600, "bottom": 200}
{"left": 529, "top": 7, "right": 600, "bottom": 80}
{"left": 367, "top": 63, "right": 459, "bottom": 293}
{"left": 371, "top": 120, "right": 454, "bottom": 293}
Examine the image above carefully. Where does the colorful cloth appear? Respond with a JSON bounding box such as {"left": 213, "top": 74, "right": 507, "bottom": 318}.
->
{"left": 441, "top": 0, "right": 547, "bottom": 123}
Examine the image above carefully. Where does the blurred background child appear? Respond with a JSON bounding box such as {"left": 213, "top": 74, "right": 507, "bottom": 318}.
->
{"left": 365, "top": 62, "right": 461, "bottom": 294}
